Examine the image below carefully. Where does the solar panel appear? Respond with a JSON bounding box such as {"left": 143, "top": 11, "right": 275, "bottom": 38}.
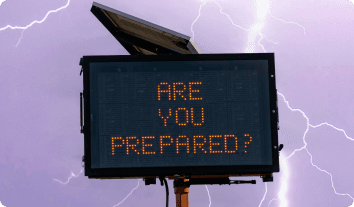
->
{"left": 91, "top": 2, "right": 202, "bottom": 55}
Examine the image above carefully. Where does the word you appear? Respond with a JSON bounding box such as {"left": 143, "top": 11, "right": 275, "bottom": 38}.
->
{"left": 158, "top": 107, "right": 204, "bottom": 126}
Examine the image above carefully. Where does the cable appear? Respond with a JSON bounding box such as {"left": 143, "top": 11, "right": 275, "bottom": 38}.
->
{"left": 159, "top": 176, "right": 169, "bottom": 207}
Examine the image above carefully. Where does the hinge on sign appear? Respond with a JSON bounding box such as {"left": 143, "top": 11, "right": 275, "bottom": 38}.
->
{"left": 81, "top": 155, "right": 85, "bottom": 167}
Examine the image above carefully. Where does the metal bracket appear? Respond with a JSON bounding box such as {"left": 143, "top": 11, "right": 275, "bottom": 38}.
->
{"left": 173, "top": 177, "right": 256, "bottom": 188}
{"left": 262, "top": 174, "right": 273, "bottom": 182}
{"left": 144, "top": 178, "right": 156, "bottom": 185}
{"left": 144, "top": 177, "right": 256, "bottom": 187}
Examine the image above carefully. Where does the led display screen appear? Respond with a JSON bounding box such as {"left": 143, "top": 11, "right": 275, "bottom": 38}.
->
{"left": 82, "top": 54, "right": 279, "bottom": 178}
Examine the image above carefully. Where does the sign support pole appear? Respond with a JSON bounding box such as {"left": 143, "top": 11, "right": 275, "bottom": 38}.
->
{"left": 174, "top": 177, "right": 189, "bottom": 207}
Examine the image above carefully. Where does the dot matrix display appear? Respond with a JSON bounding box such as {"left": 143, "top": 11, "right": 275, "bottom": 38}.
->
{"left": 89, "top": 59, "right": 273, "bottom": 169}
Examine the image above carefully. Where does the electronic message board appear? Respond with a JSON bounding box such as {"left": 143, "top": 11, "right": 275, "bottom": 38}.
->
{"left": 81, "top": 53, "right": 279, "bottom": 178}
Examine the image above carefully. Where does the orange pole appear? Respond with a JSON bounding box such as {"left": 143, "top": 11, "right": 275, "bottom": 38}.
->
{"left": 174, "top": 178, "right": 189, "bottom": 207}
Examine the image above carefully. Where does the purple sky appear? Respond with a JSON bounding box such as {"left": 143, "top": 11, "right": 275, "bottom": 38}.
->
{"left": 0, "top": 0, "right": 354, "bottom": 206}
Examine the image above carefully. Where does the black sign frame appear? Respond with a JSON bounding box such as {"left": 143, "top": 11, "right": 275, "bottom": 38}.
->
{"left": 81, "top": 53, "right": 279, "bottom": 178}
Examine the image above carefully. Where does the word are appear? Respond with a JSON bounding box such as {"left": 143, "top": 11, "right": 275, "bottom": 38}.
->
{"left": 111, "top": 134, "right": 252, "bottom": 155}
{"left": 157, "top": 82, "right": 202, "bottom": 101}
{"left": 158, "top": 107, "right": 204, "bottom": 126}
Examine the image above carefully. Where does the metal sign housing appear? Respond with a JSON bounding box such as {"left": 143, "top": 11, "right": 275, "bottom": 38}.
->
{"left": 80, "top": 53, "right": 279, "bottom": 179}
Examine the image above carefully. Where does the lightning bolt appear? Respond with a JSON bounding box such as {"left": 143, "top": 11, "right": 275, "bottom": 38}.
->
{"left": 245, "top": 0, "right": 305, "bottom": 53}
{"left": 205, "top": 184, "right": 212, "bottom": 207}
{"left": 266, "top": 145, "right": 290, "bottom": 207}
{"left": 0, "top": 0, "right": 6, "bottom": 7}
{"left": 0, "top": 0, "right": 71, "bottom": 47}
{"left": 267, "top": 11, "right": 306, "bottom": 35}
{"left": 191, "top": 0, "right": 279, "bottom": 53}
{"left": 113, "top": 179, "right": 141, "bottom": 207}
{"left": 266, "top": 92, "right": 354, "bottom": 207}
{"left": 191, "top": 0, "right": 207, "bottom": 40}
{"left": 244, "top": 0, "right": 271, "bottom": 53}
{"left": 258, "top": 182, "right": 268, "bottom": 207}
{"left": 53, "top": 168, "right": 84, "bottom": 185}
{"left": 53, "top": 169, "right": 142, "bottom": 207}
